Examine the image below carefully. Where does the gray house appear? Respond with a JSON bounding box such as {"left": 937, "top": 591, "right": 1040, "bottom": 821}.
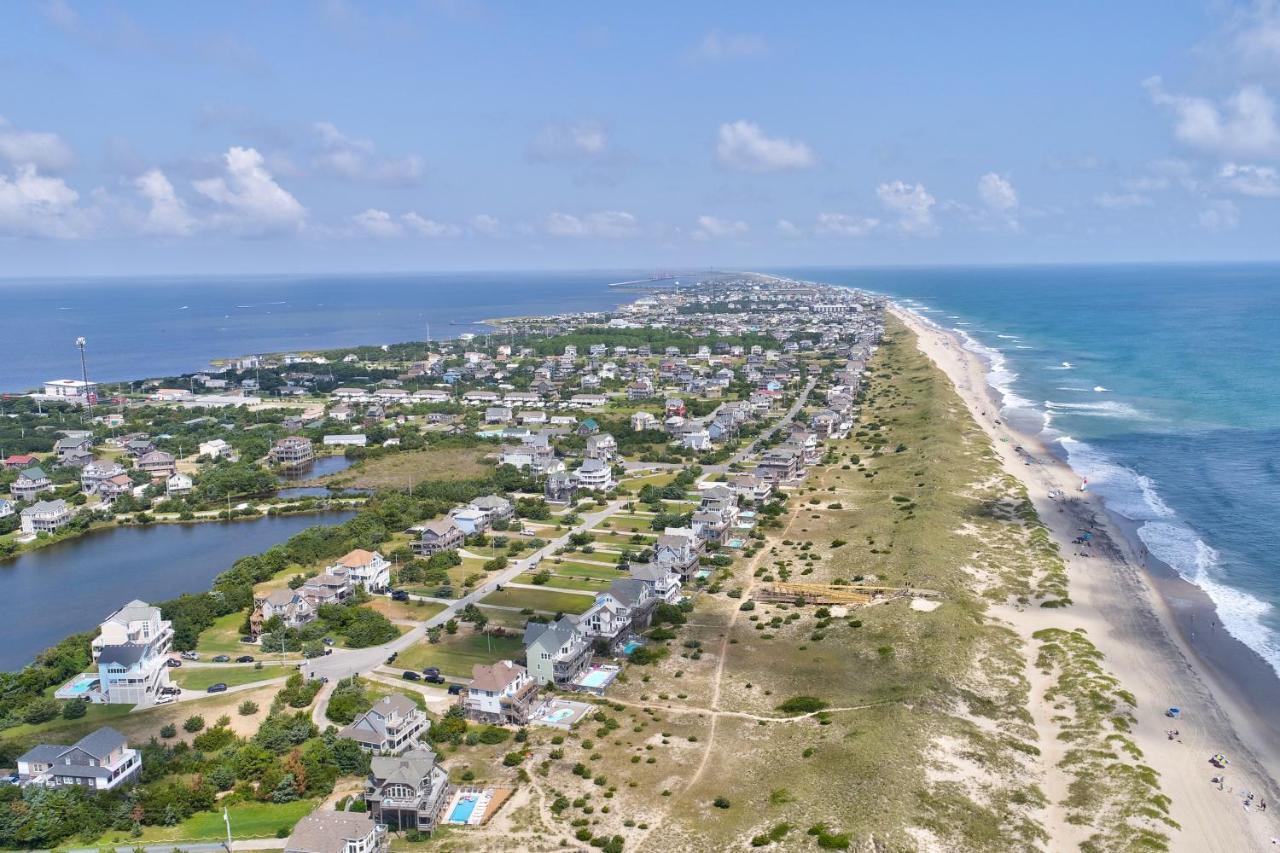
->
{"left": 364, "top": 746, "right": 452, "bottom": 835}
{"left": 339, "top": 694, "right": 429, "bottom": 755}
{"left": 16, "top": 727, "right": 141, "bottom": 791}
{"left": 522, "top": 615, "right": 593, "bottom": 687}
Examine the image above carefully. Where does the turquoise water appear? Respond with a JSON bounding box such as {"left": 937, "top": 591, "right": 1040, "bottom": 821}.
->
{"left": 622, "top": 641, "right": 642, "bottom": 655}
{"left": 64, "top": 675, "right": 98, "bottom": 695}
{"left": 577, "top": 668, "right": 613, "bottom": 689}
{"left": 780, "top": 264, "right": 1280, "bottom": 680}
{"left": 448, "top": 796, "right": 478, "bottom": 823}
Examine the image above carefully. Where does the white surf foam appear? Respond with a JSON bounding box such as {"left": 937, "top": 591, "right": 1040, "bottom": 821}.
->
{"left": 1044, "top": 399, "right": 1148, "bottom": 419}
{"left": 1138, "top": 521, "right": 1280, "bottom": 679}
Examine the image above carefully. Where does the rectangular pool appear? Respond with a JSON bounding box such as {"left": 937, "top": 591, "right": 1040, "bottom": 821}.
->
{"left": 449, "top": 796, "right": 478, "bottom": 823}
{"left": 622, "top": 641, "right": 642, "bottom": 655}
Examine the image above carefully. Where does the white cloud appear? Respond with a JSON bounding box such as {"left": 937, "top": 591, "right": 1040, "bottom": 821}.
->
{"left": 0, "top": 163, "right": 86, "bottom": 238}
{"left": 135, "top": 168, "right": 196, "bottom": 236}
{"left": 693, "top": 30, "right": 767, "bottom": 61}
{"left": 351, "top": 208, "right": 402, "bottom": 238}
{"left": 978, "top": 173, "right": 1018, "bottom": 212}
{"left": 527, "top": 120, "right": 609, "bottom": 163}
{"left": 1199, "top": 199, "right": 1240, "bottom": 231}
{"left": 692, "top": 214, "right": 749, "bottom": 240}
{"left": 312, "top": 121, "right": 424, "bottom": 185}
{"left": 402, "top": 212, "right": 461, "bottom": 238}
{"left": 1219, "top": 162, "right": 1280, "bottom": 196}
{"left": 775, "top": 218, "right": 802, "bottom": 237}
{"left": 1093, "top": 192, "right": 1153, "bottom": 209}
{"left": 815, "top": 213, "right": 879, "bottom": 237}
{"left": 1145, "top": 77, "right": 1280, "bottom": 158}
{"left": 0, "top": 116, "right": 76, "bottom": 172}
{"left": 469, "top": 214, "right": 502, "bottom": 236}
{"left": 544, "top": 210, "right": 639, "bottom": 238}
{"left": 716, "top": 121, "right": 815, "bottom": 173}
{"left": 876, "top": 180, "right": 936, "bottom": 234}
{"left": 193, "top": 146, "right": 305, "bottom": 234}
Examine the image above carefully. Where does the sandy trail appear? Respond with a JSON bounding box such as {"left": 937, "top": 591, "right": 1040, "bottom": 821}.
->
{"left": 893, "top": 306, "right": 1279, "bottom": 852}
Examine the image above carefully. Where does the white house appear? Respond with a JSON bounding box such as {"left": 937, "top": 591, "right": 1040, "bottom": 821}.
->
{"left": 92, "top": 600, "right": 173, "bottom": 705}
{"left": 629, "top": 561, "right": 682, "bottom": 603}
{"left": 81, "top": 460, "right": 125, "bottom": 494}
{"left": 328, "top": 549, "right": 391, "bottom": 592}
{"left": 448, "top": 507, "right": 490, "bottom": 535}
{"left": 573, "top": 458, "right": 614, "bottom": 491}
{"left": 20, "top": 499, "right": 72, "bottom": 535}
{"left": 165, "top": 473, "right": 194, "bottom": 495}
{"left": 630, "top": 411, "right": 657, "bottom": 432}
{"left": 681, "top": 429, "right": 711, "bottom": 451}
{"left": 462, "top": 660, "right": 539, "bottom": 725}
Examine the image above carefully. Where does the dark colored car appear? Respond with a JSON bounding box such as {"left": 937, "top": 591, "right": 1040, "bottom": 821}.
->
{"left": 165, "top": 658, "right": 182, "bottom": 667}
{"left": 391, "top": 589, "right": 409, "bottom": 602}
{"left": 240, "top": 636, "right": 255, "bottom": 644}
{"left": 207, "top": 683, "right": 228, "bottom": 693}
{"left": 447, "top": 683, "right": 464, "bottom": 695}
{"left": 385, "top": 652, "right": 398, "bottom": 664}
{"left": 235, "top": 655, "right": 255, "bottom": 663}
{"left": 425, "top": 674, "right": 446, "bottom": 684}
{"left": 322, "top": 637, "right": 335, "bottom": 646}
{"left": 402, "top": 670, "right": 421, "bottom": 681}
{"left": 212, "top": 654, "right": 231, "bottom": 663}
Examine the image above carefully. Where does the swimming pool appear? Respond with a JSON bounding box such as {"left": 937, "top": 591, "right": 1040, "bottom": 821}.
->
{"left": 55, "top": 674, "right": 100, "bottom": 699}
{"left": 449, "top": 795, "right": 479, "bottom": 823}
{"left": 622, "top": 640, "right": 642, "bottom": 655}
{"left": 542, "top": 707, "right": 575, "bottom": 724}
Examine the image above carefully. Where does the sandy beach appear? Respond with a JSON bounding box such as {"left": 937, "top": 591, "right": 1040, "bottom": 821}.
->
{"left": 893, "top": 306, "right": 1280, "bottom": 852}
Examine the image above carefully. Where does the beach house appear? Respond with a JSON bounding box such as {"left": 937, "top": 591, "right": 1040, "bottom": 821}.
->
{"left": 339, "top": 694, "right": 429, "bottom": 755}
{"left": 81, "top": 460, "right": 125, "bottom": 495}
{"left": 654, "top": 527, "right": 704, "bottom": 580}
{"left": 580, "top": 579, "right": 656, "bottom": 651}
{"left": 469, "top": 494, "right": 514, "bottom": 523}
{"left": 20, "top": 499, "right": 72, "bottom": 535}
{"left": 92, "top": 600, "right": 173, "bottom": 704}
{"left": 16, "top": 728, "right": 141, "bottom": 792}
{"left": 628, "top": 561, "right": 682, "bottom": 603}
{"left": 544, "top": 471, "right": 575, "bottom": 504}
{"left": 410, "top": 519, "right": 465, "bottom": 556}
{"left": 136, "top": 450, "right": 177, "bottom": 479}
{"left": 572, "top": 458, "right": 614, "bottom": 492}
{"left": 251, "top": 589, "right": 316, "bottom": 635}
{"left": 285, "top": 810, "right": 386, "bottom": 853}
{"left": 462, "top": 660, "right": 539, "bottom": 725}
{"left": 523, "top": 616, "right": 593, "bottom": 687}
{"left": 198, "top": 438, "right": 236, "bottom": 460}
{"left": 584, "top": 432, "right": 617, "bottom": 462}
{"left": 269, "top": 436, "right": 315, "bottom": 468}
{"left": 364, "top": 746, "right": 453, "bottom": 835}
{"left": 328, "top": 549, "right": 392, "bottom": 592}
{"left": 11, "top": 466, "right": 54, "bottom": 501}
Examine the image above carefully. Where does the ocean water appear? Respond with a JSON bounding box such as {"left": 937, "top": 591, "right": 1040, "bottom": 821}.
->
{"left": 0, "top": 270, "right": 641, "bottom": 391}
{"left": 780, "top": 264, "right": 1280, "bottom": 681}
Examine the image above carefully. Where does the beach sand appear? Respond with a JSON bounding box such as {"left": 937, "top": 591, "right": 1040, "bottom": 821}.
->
{"left": 893, "top": 306, "right": 1280, "bottom": 852}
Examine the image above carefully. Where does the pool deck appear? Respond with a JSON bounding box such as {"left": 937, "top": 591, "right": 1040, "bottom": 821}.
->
{"left": 442, "top": 786, "right": 514, "bottom": 826}
{"left": 528, "top": 697, "right": 593, "bottom": 729}
{"left": 568, "top": 663, "right": 621, "bottom": 695}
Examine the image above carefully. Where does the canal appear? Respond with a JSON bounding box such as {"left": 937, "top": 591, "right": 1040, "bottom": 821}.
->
{"left": 0, "top": 510, "right": 354, "bottom": 671}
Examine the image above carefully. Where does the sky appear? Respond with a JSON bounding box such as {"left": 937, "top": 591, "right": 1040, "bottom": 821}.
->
{"left": 3, "top": 1, "right": 1280, "bottom": 275}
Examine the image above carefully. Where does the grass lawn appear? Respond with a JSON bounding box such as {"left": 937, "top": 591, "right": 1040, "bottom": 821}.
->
{"left": 622, "top": 471, "right": 678, "bottom": 488}
{"left": 364, "top": 597, "right": 445, "bottom": 622}
{"left": 194, "top": 611, "right": 257, "bottom": 655}
{"left": 0, "top": 701, "right": 135, "bottom": 744}
{"left": 396, "top": 632, "right": 524, "bottom": 678}
{"left": 172, "top": 664, "right": 295, "bottom": 691}
{"left": 605, "top": 515, "right": 656, "bottom": 532}
{"left": 587, "top": 531, "right": 656, "bottom": 547}
{"left": 542, "top": 560, "right": 625, "bottom": 580}
{"left": 562, "top": 548, "right": 621, "bottom": 564}
{"left": 474, "top": 606, "right": 531, "bottom": 630}
{"left": 479, "top": 586, "right": 594, "bottom": 614}
{"left": 325, "top": 446, "right": 493, "bottom": 490}
{"left": 88, "top": 799, "right": 317, "bottom": 847}
{"left": 514, "top": 572, "right": 613, "bottom": 593}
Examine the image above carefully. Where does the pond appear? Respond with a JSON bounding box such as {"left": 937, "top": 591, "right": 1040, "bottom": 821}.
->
{"left": 276, "top": 454, "right": 355, "bottom": 482}
{"left": 0, "top": 510, "right": 354, "bottom": 671}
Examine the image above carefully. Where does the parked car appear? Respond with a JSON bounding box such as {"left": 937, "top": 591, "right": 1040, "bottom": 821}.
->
{"left": 154, "top": 695, "right": 175, "bottom": 705}
{"left": 391, "top": 589, "right": 409, "bottom": 602}
{"left": 212, "top": 654, "right": 231, "bottom": 663}
{"left": 322, "top": 637, "right": 335, "bottom": 646}
{"left": 385, "top": 652, "right": 398, "bottom": 665}
{"left": 235, "top": 655, "right": 255, "bottom": 663}
{"left": 180, "top": 651, "right": 199, "bottom": 661}
{"left": 446, "top": 683, "right": 464, "bottom": 695}
{"left": 425, "top": 673, "right": 445, "bottom": 685}
{"left": 160, "top": 686, "right": 180, "bottom": 696}
{"left": 402, "top": 670, "right": 421, "bottom": 681}
{"left": 165, "top": 658, "right": 182, "bottom": 668}
{"left": 207, "top": 683, "right": 228, "bottom": 693}
{"left": 240, "top": 636, "right": 256, "bottom": 644}
{"left": 422, "top": 667, "right": 441, "bottom": 677}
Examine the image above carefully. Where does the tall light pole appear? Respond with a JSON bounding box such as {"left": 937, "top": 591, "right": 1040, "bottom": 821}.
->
{"left": 76, "top": 336, "right": 93, "bottom": 422}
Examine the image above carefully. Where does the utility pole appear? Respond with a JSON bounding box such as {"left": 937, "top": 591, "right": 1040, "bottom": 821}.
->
{"left": 76, "top": 336, "right": 93, "bottom": 424}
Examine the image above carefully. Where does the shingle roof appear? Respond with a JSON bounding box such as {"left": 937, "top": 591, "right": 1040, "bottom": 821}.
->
{"left": 72, "top": 726, "right": 126, "bottom": 759}
{"left": 470, "top": 660, "right": 525, "bottom": 693}
{"left": 97, "top": 644, "right": 147, "bottom": 666}
{"left": 285, "top": 811, "right": 378, "bottom": 853}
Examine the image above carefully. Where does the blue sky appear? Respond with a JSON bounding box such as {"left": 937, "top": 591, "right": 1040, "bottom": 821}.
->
{"left": 3, "top": 1, "right": 1280, "bottom": 274}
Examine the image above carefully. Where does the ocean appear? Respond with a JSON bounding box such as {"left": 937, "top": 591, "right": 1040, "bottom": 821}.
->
{"left": 780, "top": 264, "right": 1280, "bottom": 683}
{"left": 0, "top": 270, "right": 642, "bottom": 392}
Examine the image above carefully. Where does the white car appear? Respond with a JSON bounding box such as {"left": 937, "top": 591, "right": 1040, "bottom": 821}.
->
{"left": 154, "top": 695, "right": 176, "bottom": 705}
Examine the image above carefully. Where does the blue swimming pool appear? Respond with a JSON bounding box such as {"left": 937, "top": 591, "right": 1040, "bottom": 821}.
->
{"left": 64, "top": 675, "right": 98, "bottom": 695}
{"left": 449, "top": 796, "right": 478, "bottom": 823}
{"left": 622, "top": 641, "right": 642, "bottom": 655}
{"left": 577, "top": 668, "right": 615, "bottom": 689}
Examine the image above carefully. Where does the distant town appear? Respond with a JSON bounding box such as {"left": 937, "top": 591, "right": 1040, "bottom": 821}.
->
{"left": 0, "top": 274, "right": 901, "bottom": 851}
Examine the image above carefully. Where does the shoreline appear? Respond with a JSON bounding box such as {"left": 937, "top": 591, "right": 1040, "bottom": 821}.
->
{"left": 892, "top": 305, "right": 1280, "bottom": 851}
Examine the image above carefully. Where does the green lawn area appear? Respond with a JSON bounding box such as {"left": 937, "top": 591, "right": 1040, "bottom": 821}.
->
{"left": 622, "top": 471, "right": 677, "bottom": 488}
{"left": 514, "top": 572, "right": 613, "bottom": 593}
{"left": 606, "top": 515, "right": 657, "bottom": 532}
{"left": 194, "top": 611, "right": 257, "bottom": 655}
{"left": 587, "top": 531, "right": 656, "bottom": 547}
{"left": 543, "top": 560, "right": 625, "bottom": 580}
{"left": 479, "top": 586, "right": 595, "bottom": 614}
{"left": 86, "top": 799, "right": 317, "bottom": 847}
{"left": 172, "top": 664, "right": 295, "bottom": 691}
{"left": 396, "top": 632, "right": 524, "bottom": 678}
{"left": 1, "top": 701, "right": 135, "bottom": 744}
{"left": 474, "top": 606, "right": 531, "bottom": 631}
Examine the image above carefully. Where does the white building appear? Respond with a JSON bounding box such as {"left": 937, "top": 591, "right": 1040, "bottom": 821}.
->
{"left": 40, "top": 379, "right": 98, "bottom": 404}
{"left": 198, "top": 438, "right": 236, "bottom": 460}
{"left": 285, "top": 810, "right": 387, "bottom": 853}
{"left": 328, "top": 549, "right": 391, "bottom": 592}
{"left": 572, "top": 458, "right": 614, "bottom": 491}
{"left": 20, "top": 499, "right": 72, "bottom": 535}
{"left": 462, "top": 660, "right": 539, "bottom": 725}
{"left": 92, "top": 600, "right": 174, "bottom": 705}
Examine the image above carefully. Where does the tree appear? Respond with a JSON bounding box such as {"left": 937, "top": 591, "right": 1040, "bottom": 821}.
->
{"left": 22, "top": 698, "right": 59, "bottom": 724}
{"left": 271, "top": 773, "right": 299, "bottom": 803}
{"left": 61, "top": 698, "right": 88, "bottom": 719}
{"left": 238, "top": 699, "right": 259, "bottom": 716}
{"left": 183, "top": 715, "right": 206, "bottom": 733}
